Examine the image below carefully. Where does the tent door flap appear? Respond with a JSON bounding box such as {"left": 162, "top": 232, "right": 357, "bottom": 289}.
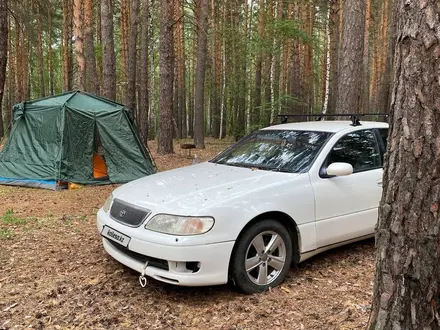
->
{"left": 93, "top": 153, "right": 109, "bottom": 180}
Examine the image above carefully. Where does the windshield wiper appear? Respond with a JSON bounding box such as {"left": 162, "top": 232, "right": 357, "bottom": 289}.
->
{"left": 216, "top": 161, "right": 266, "bottom": 170}
{"left": 270, "top": 167, "right": 293, "bottom": 173}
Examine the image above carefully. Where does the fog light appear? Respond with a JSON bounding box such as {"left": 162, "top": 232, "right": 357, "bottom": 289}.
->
{"left": 185, "top": 261, "right": 201, "bottom": 273}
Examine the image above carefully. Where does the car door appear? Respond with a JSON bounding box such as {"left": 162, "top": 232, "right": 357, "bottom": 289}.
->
{"left": 311, "top": 129, "right": 383, "bottom": 248}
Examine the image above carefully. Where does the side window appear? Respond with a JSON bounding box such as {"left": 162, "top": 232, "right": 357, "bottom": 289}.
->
{"left": 326, "top": 130, "right": 381, "bottom": 173}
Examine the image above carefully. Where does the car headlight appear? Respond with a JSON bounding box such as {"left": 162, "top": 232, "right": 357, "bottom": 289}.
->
{"left": 102, "top": 194, "right": 113, "bottom": 213}
{"left": 145, "top": 214, "right": 215, "bottom": 235}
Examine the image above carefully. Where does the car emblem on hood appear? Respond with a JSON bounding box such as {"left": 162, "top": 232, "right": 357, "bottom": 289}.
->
{"left": 119, "top": 210, "right": 127, "bottom": 218}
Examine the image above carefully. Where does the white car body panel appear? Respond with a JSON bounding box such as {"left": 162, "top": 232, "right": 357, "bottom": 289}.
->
{"left": 97, "top": 120, "right": 389, "bottom": 287}
{"left": 109, "top": 162, "right": 315, "bottom": 247}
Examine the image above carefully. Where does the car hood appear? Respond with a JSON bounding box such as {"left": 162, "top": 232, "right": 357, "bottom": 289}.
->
{"left": 113, "top": 162, "right": 301, "bottom": 214}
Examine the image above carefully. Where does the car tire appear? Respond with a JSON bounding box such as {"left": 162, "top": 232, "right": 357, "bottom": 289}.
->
{"left": 230, "top": 219, "right": 293, "bottom": 294}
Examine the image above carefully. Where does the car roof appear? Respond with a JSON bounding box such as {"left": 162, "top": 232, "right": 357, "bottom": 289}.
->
{"left": 262, "top": 120, "right": 389, "bottom": 133}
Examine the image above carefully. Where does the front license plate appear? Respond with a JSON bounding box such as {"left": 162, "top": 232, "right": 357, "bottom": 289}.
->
{"left": 101, "top": 226, "right": 131, "bottom": 247}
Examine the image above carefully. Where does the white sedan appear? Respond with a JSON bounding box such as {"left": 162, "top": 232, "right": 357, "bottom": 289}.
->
{"left": 97, "top": 120, "right": 388, "bottom": 293}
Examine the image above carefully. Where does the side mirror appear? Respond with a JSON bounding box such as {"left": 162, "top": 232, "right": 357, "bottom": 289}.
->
{"left": 326, "top": 162, "right": 353, "bottom": 177}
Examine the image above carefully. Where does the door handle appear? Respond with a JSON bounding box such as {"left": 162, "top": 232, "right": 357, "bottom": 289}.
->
{"left": 377, "top": 179, "right": 383, "bottom": 187}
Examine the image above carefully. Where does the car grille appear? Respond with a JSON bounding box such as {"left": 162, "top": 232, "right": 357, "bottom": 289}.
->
{"left": 106, "top": 239, "right": 169, "bottom": 271}
{"left": 110, "top": 199, "right": 151, "bottom": 227}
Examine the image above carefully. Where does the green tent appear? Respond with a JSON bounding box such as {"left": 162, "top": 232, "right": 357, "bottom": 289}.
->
{"left": 0, "top": 91, "right": 156, "bottom": 189}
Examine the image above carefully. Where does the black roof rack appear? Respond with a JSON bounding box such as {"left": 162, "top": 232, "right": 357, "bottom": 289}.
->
{"left": 277, "top": 113, "right": 389, "bottom": 127}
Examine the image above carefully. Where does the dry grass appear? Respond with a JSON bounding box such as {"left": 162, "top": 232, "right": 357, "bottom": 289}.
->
{"left": 0, "top": 138, "right": 375, "bottom": 329}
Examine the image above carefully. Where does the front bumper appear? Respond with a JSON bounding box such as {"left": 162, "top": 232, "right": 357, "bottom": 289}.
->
{"left": 97, "top": 210, "right": 235, "bottom": 286}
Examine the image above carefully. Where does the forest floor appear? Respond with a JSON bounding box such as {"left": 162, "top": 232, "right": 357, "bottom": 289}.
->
{"left": 0, "top": 138, "right": 375, "bottom": 330}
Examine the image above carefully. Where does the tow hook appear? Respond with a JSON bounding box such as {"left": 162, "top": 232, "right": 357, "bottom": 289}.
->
{"left": 139, "top": 261, "right": 149, "bottom": 287}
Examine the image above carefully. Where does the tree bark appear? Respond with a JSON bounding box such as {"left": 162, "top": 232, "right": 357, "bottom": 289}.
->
{"left": 6, "top": 18, "right": 14, "bottom": 127}
{"left": 73, "top": 0, "right": 85, "bottom": 90}
{"left": 322, "top": 2, "right": 331, "bottom": 114}
{"left": 36, "top": 3, "right": 46, "bottom": 97}
{"left": 261, "top": 0, "right": 273, "bottom": 127}
{"left": 193, "top": 0, "right": 208, "bottom": 149}
{"left": 84, "top": 0, "right": 99, "bottom": 94}
{"left": 121, "top": 0, "right": 129, "bottom": 98}
{"left": 379, "top": 0, "right": 395, "bottom": 113}
{"left": 126, "top": 0, "right": 139, "bottom": 114}
{"left": 175, "top": 0, "right": 185, "bottom": 139}
{"left": 361, "top": 0, "right": 371, "bottom": 112}
{"left": 101, "top": 0, "right": 116, "bottom": 100}
{"left": 157, "top": 0, "right": 174, "bottom": 154}
{"left": 48, "top": 0, "right": 54, "bottom": 95}
{"left": 368, "top": 0, "right": 440, "bottom": 329}
{"left": 15, "top": 22, "right": 23, "bottom": 102}
{"left": 252, "top": 0, "right": 264, "bottom": 128}
{"left": 62, "top": 0, "right": 73, "bottom": 91}
{"left": 272, "top": 0, "right": 283, "bottom": 122}
{"left": 281, "top": 2, "right": 291, "bottom": 115}
{"left": 23, "top": 34, "right": 29, "bottom": 99}
{"left": 336, "top": 0, "right": 366, "bottom": 114}
{"left": 0, "top": 0, "right": 7, "bottom": 139}
{"left": 211, "top": 0, "right": 221, "bottom": 139}
{"left": 328, "top": 0, "right": 339, "bottom": 113}
{"left": 139, "top": 0, "right": 149, "bottom": 143}
{"left": 235, "top": 0, "right": 246, "bottom": 139}
{"left": 290, "top": 2, "right": 301, "bottom": 115}
{"left": 193, "top": 0, "right": 208, "bottom": 147}
{"left": 302, "top": 2, "right": 314, "bottom": 114}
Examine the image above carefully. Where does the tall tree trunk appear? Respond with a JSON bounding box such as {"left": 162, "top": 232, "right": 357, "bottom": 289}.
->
{"left": 303, "top": 2, "right": 314, "bottom": 115}
{"left": 290, "top": 2, "right": 301, "bottom": 115}
{"left": 73, "top": 0, "right": 85, "bottom": 90}
{"left": 335, "top": 0, "right": 366, "bottom": 114}
{"left": 101, "top": 0, "right": 116, "bottom": 100}
{"left": 272, "top": 0, "right": 283, "bottom": 123}
{"left": 62, "top": 0, "right": 73, "bottom": 91}
{"left": 368, "top": 0, "right": 440, "bottom": 328}
{"left": 36, "top": 4, "right": 46, "bottom": 97}
{"left": 253, "top": 0, "right": 265, "bottom": 128}
{"left": 121, "top": 0, "right": 129, "bottom": 96}
{"left": 96, "top": 0, "right": 103, "bottom": 88}
{"left": 48, "top": 0, "right": 54, "bottom": 95}
{"left": 139, "top": 0, "right": 149, "bottom": 143}
{"left": 377, "top": 0, "right": 389, "bottom": 112}
{"left": 380, "top": 0, "right": 395, "bottom": 112}
{"left": 126, "top": 0, "right": 139, "bottom": 115}
{"left": 361, "top": 0, "right": 371, "bottom": 112}
{"left": 211, "top": 0, "right": 221, "bottom": 138}
{"left": 15, "top": 22, "right": 23, "bottom": 102}
{"left": 281, "top": 2, "right": 291, "bottom": 115}
{"left": 187, "top": 22, "right": 196, "bottom": 138}
{"left": 369, "top": 10, "right": 379, "bottom": 112}
{"left": 148, "top": 1, "right": 156, "bottom": 140}
{"left": 193, "top": 0, "right": 208, "bottom": 149}
{"left": 175, "top": 0, "right": 184, "bottom": 139}
{"left": 178, "top": 0, "right": 186, "bottom": 138}
{"left": 261, "top": 0, "right": 273, "bottom": 127}
{"left": 84, "top": 0, "right": 99, "bottom": 94}
{"left": 23, "top": 35, "right": 29, "bottom": 99}
{"left": 328, "top": 0, "right": 339, "bottom": 113}
{"left": 0, "top": 0, "right": 7, "bottom": 139}
{"left": 322, "top": 2, "right": 331, "bottom": 114}
{"left": 229, "top": 0, "right": 239, "bottom": 138}
{"left": 235, "top": 0, "right": 246, "bottom": 139}
{"left": 7, "top": 18, "right": 14, "bottom": 128}
{"left": 157, "top": 0, "right": 174, "bottom": 154}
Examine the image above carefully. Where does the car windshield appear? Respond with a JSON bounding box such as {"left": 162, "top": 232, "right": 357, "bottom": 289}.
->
{"left": 211, "top": 130, "right": 332, "bottom": 173}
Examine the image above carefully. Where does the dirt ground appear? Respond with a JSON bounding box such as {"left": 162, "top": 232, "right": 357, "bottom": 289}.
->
{"left": 0, "top": 138, "right": 376, "bottom": 330}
